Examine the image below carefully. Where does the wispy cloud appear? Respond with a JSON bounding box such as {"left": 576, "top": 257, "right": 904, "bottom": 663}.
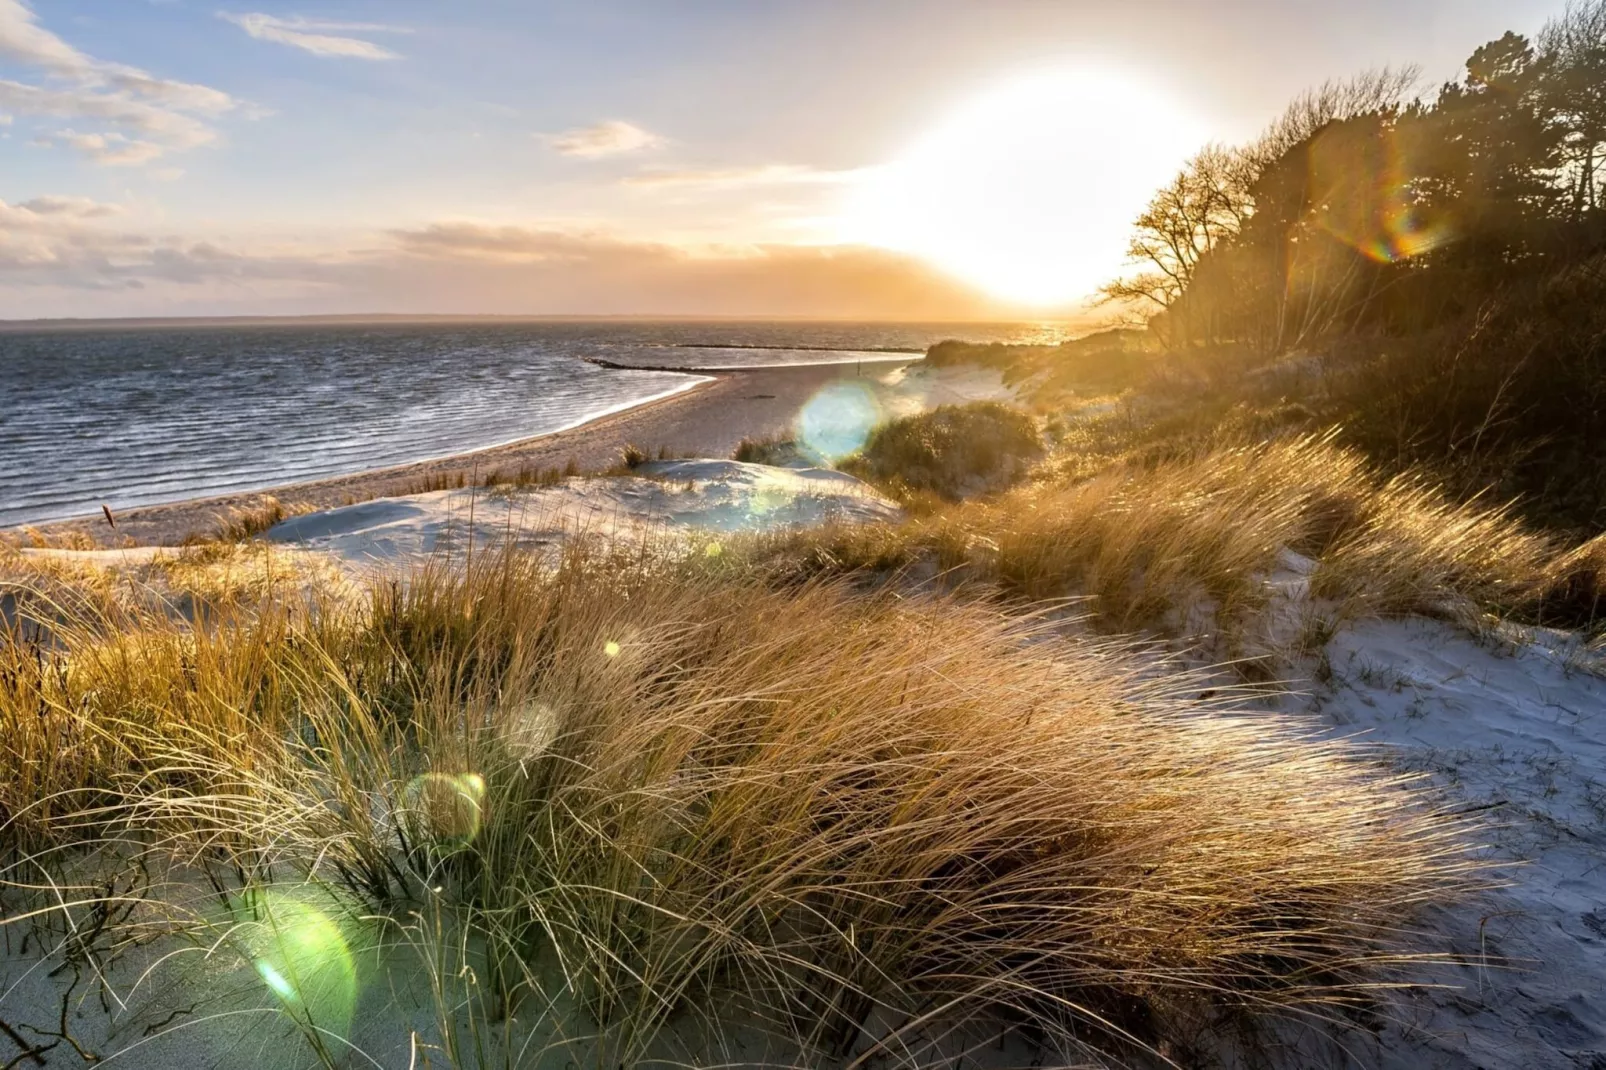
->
{"left": 0, "top": 210, "right": 1021, "bottom": 321}
{"left": 16, "top": 194, "right": 121, "bottom": 217}
{"left": 0, "top": 0, "right": 234, "bottom": 165}
{"left": 33, "top": 128, "right": 164, "bottom": 166}
{"left": 219, "top": 13, "right": 407, "bottom": 60}
{"left": 545, "top": 120, "right": 663, "bottom": 158}
{"left": 624, "top": 164, "right": 858, "bottom": 189}
{"left": 2, "top": 194, "right": 121, "bottom": 225}
{"left": 0, "top": 0, "right": 94, "bottom": 76}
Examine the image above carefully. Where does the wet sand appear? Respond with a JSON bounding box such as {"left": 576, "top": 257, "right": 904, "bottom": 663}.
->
{"left": 28, "top": 361, "right": 915, "bottom": 547}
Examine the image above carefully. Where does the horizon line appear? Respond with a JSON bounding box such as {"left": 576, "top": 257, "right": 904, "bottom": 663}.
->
{"left": 0, "top": 311, "right": 1100, "bottom": 333}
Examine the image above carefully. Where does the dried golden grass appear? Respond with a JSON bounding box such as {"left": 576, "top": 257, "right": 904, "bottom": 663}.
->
{"left": 211, "top": 495, "right": 314, "bottom": 543}
{"left": 1534, "top": 531, "right": 1606, "bottom": 631}
{"left": 744, "top": 432, "right": 1590, "bottom": 635}
{"left": 0, "top": 538, "right": 346, "bottom": 627}
{"left": 1309, "top": 477, "right": 1555, "bottom": 617}
{"left": 732, "top": 434, "right": 794, "bottom": 465}
{"left": 0, "top": 541, "right": 1474, "bottom": 1065}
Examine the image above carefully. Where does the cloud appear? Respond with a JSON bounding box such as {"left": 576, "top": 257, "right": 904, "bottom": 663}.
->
{"left": 0, "top": 212, "right": 1040, "bottom": 320}
{"left": 1, "top": 194, "right": 121, "bottom": 226}
{"left": 0, "top": 0, "right": 234, "bottom": 165}
{"left": 16, "top": 194, "right": 121, "bottom": 218}
{"left": 0, "top": 194, "right": 148, "bottom": 287}
{"left": 33, "top": 128, "right": 165, "bottom": 166}
{"left": 0, "top": 1, "right": 232, "bottom": 112}
{"left": 546, "top": 120, "right": 663, "bottom": 158}
{"left": 220, "top": 13, "right": 405, "bottom": 60}
{"left": 0, "top": 79, "right": 214, "bottom": 145}
{"left": 0, "top": 0, "right": 92, "bottom": 76}
{"left": 624, "top": 164, "right": 858, "bottom": 190}
{"left": 102, "top": 69, "right": 234, "bottom": 114}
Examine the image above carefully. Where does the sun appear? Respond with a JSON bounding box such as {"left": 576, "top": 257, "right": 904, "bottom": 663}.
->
{"left": 837, "top": 66, "right": 1205, "bottom": 308}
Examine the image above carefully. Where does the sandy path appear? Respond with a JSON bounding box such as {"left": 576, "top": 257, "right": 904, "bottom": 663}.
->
{"left": 26, "top": 361, "right": 922, "bottom": 547}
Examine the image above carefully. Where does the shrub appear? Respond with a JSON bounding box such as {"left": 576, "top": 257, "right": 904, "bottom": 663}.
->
{"left": 925, "top": 329, "right": 1158, "bottom": 407}
{"left": 842, "top": 401, "right": 1041, "bottom": 500}
{"left": 1320, "top": 269, "right": 1606, "bottom": 532}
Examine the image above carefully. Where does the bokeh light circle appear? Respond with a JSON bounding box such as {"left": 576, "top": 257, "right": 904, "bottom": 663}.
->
{"left": 797, "top": 381, "right": 882, "bottom": 461}
{"left": 236, "top": 888, "right": 359, "bottom": 1041}
{"left": 402, "top": 771, "right": 487, "bottom": 846}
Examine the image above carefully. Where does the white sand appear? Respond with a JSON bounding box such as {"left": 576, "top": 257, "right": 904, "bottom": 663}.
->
{"left": 1313, "top": 616, "right": 1606, "bottom": 1068}
{"left": 1225, "top": 551, "right": 1606, "bottom": 1069}
{"left": 262, "top": 460, "right": 904, "bottom": 569}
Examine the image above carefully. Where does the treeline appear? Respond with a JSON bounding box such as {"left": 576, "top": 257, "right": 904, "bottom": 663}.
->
{"left": 1105, "top": 1, "right": 1606, "bottom": 530}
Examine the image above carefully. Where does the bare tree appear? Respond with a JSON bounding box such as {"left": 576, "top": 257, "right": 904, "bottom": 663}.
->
{"left": 1100, "top": 145, "right": 1256, "bottom": 344}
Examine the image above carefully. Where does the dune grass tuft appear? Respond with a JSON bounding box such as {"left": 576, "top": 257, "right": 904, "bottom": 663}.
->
{"left": 210, "top": 494, "right": 313, "bottom": 543}
{"left": 0, "top": 539, "right": 1474, "bottom": 1065}
{"left": 740, "top": 431, "right": 1596, "bottom": 638}
{"left": 732, "top": 434, "right": 796, "bottom": 465}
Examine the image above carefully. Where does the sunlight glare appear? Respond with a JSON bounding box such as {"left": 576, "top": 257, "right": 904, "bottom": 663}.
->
{"left": 238, "top": 889, "right": 359, "bottom": 1042}
{"left": 797, "top": 381, "right": 882, "bottom": 461}
{"left": 403, "top": 772, "right": 487, "bottom": 845}
{"left": 838, "top": 65, "right": 1205, "bottom": 306}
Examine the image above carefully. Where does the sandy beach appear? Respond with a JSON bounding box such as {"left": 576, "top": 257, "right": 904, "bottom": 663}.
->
{"left": 27, "top": 358, "right": 1002, "bottom": 547}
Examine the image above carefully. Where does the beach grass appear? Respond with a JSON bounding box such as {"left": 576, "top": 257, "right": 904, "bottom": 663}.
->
{"left": 15, "top": 395, "right": 1602, "bottom": 1066}
{"left": 0, "top": 527, "right": 1477, "bottom": 1066}
{"left": 741, "top": 430, "right": 1597, "bottom": 638}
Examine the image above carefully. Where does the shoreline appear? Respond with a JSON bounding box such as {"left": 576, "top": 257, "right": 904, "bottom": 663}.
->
{"left": 25, "top": 360, "right": 925, "bottom": 547}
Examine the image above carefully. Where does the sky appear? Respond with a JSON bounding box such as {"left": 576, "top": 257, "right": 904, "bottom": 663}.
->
{"left": 0, "top": 0, "right": 1574, "bottom": 321}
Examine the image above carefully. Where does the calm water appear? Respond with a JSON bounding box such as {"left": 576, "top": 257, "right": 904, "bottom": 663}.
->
{"left": 0, "top": 320, "right": 1069, "bottom": 527}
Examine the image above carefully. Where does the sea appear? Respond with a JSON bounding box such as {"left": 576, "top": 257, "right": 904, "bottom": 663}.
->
{"left": 0, "top": 319, "right": 1072, "bottom": 528}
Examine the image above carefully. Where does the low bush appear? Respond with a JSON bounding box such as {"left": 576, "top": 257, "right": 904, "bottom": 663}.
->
{"left": 1317, "top": 267, "right": 1606, "bottom": 532}
{"left": 926, "top": 328, "right": 1157, "bottom": 407}
{"left": 841, "top": 401, "right": 1041, "bottom": 500}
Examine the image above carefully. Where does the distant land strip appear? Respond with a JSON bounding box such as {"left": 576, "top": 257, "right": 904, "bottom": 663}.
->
{"left": 654, "top": 343, "right": 924, "bottom": 353}
{"left": 580, "top": 353, "right": 919, "bottom": 372}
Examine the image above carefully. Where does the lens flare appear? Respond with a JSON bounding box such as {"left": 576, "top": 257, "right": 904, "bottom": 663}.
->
{"left": 603, "top": 639, "right": 622, "bottom": 658}
{"left": 506, "top": 700, "right": 559, "bottom": 760}
{"left": 797, "top": 381, "right": 881, "bottom": 461}
{"left": 237, "top": 889, "right": 358, "bottom": 1042}
{"left": 403, "top": 771, "right": 487, "bottom": 845}
{"left": 1308, "top": 121, "right": 1454, "bottom": 264}
{"left": 745, "top": 473, "right": 799, "bottom": 518}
